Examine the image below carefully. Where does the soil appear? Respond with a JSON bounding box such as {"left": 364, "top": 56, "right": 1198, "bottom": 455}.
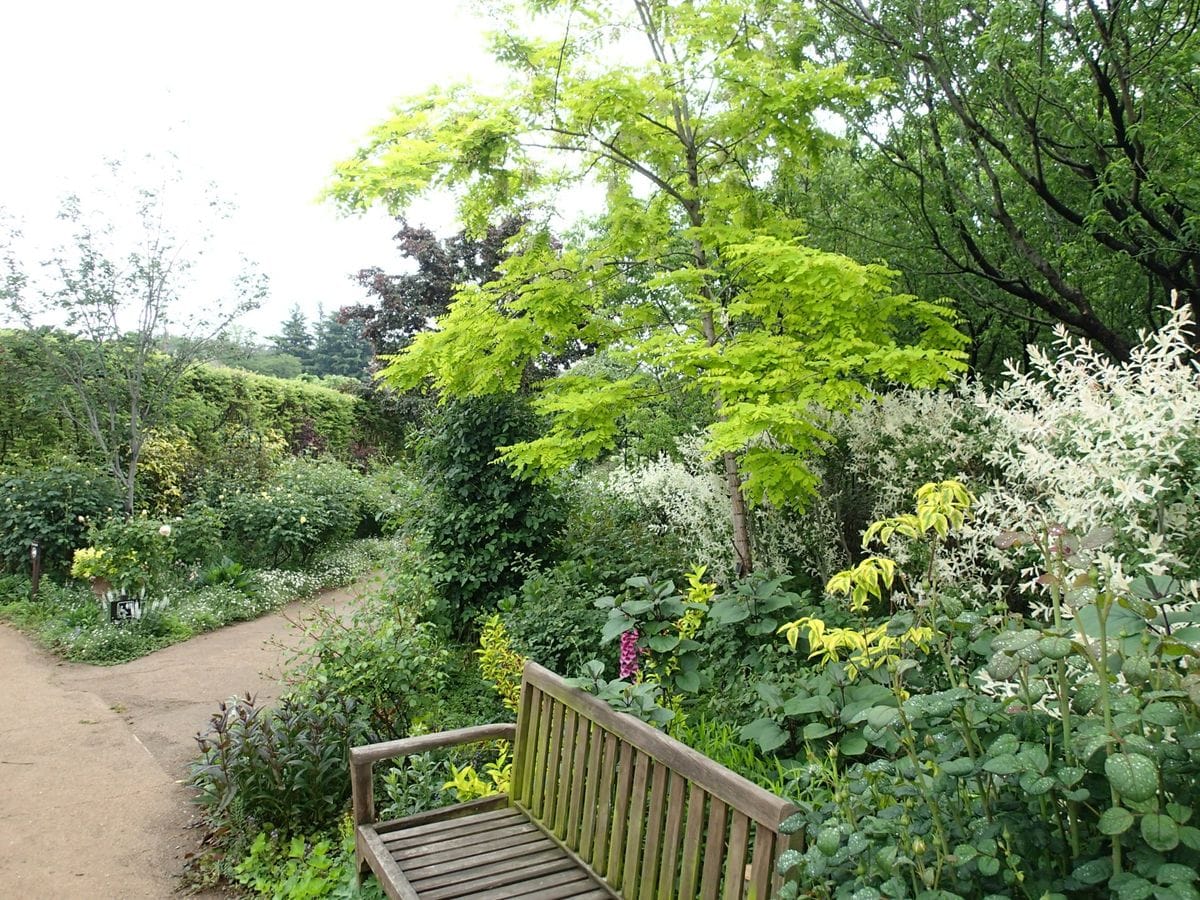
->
{"left": 0, "top": 572, "right": 384, "bottom": 899}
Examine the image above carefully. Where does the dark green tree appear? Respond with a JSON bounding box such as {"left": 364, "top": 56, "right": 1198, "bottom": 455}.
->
{"left": 807, "top": 0, "right": 1200, "bottom": 361}
{"left": 271, "top": 305, "right": 314, "bottom": 369}
{"left": 310, "top": 308, "right": 372, "bottom": 378}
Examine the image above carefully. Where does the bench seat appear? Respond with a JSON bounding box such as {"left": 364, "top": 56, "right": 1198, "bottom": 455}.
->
{"left": 361, "top": 801, "right": 615, "bottom": 899}
{"left": 351, "top": 662, "right": 798, "bottom": 899}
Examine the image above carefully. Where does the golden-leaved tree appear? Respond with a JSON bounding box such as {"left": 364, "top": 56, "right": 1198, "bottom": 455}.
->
{"left": 328, "top": 0, "right": 968, "bottom": 572}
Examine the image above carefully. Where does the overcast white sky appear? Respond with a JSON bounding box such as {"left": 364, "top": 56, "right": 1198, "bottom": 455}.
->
{"left": 0, "top": 0, "right": 500, "bottom": 339}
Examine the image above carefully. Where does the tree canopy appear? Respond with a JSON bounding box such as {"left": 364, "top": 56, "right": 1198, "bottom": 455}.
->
{"left": 803, "top": 0, "right": 1200, "bottom": 361}
{"left": 329, "top": 0, "right": 968, "bottom": 570}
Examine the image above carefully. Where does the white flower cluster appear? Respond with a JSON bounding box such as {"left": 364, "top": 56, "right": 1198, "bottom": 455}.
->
{"left": 601, "top": 434, "right": 736, "bottom": 578}
{"left": 600, "top": 435, "right": 826, "bottom": 580}
{"left": 965, "top": 304, "right": 1200, "bottom": 599}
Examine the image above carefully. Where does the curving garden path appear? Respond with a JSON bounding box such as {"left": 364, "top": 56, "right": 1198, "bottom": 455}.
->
{"left": 0, "top": 572, "right": 383, "bottom": 899}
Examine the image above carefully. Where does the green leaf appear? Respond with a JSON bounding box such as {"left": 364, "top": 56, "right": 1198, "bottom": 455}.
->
{"left": 982, "top": 754, "right": 1020, "bottom": 776}
{"left": 674, "top": 670, "right": 700, "bottom": 693}
{"left": 1105, "top": 753, "right": 1158, "bottom": 802}
{"left": 621, "top": 599, "right": 654, "bottom": 616}
{"left": 1142, "top": 813, "right": 1181, "bottom": 852}
{"left": 1142, "top": 701, "right": 1182, "bottom": 727}
{"left": 838, "top": 734, "right": 868, "bottom": 756}
{"left": 783, "top": 694, "right": 827, "bottom": 716}
{"left": 600, "top": 613, "right": 636, "bottom": 644}
{"left": 1110, "top": 873, "right": 1154, "bottom": 900}
{"left": 862, "top": 705, "right": 900, "bottom": 730}
{"left": 1154, "top": 864, "right": 1197, "bottom": 885}
{"left": 802, "top": 722, "right": 836, "bottom": 740}
{"left": 941, "top": 757, "right": 974, "bottom": 776}
{"left": 647, "top": 634, "right": 679, "bottom": 653}
{"left": 1072, "top": 858, "right": 1112, "bottom": 885}
{"left": 739, "top": 718, "right": 788, "bottom": 753}
{"left": 1097, "top": 807, "right": 1135, "bottom": 835}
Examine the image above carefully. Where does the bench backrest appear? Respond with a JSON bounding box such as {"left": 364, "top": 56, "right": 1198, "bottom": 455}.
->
{"left": 510, "top": 661, "right": 797, "bottom": 900}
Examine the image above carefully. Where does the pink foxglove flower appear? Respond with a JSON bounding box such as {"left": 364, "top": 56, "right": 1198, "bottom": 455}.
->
{"left": 618, "top": 629, "right": 641, "bottom": 679}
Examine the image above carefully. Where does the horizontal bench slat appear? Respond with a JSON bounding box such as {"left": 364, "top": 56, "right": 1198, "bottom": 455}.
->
{"left": 470, "top": 866, "right": 595, "bottom": 900}
{"left": 416, "top": 852, "right": 577, "bottom": 899}
{"left": 383, "top": 807, "right": 525, "bottom": 845}
{"left": 400, "top": 830, "right": 556, "bottom": 881}
{"left": 390, "top": 820, "right": 541, "bottom": 859}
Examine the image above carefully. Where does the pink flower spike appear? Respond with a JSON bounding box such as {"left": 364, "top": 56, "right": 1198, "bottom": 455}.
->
{"left": 618, "top": 629, "right": 641, "bottom": 679}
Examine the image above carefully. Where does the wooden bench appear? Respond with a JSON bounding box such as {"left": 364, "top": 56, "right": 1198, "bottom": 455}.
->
{"left": 351, "top": 661, "right": 798, "bottom": 899}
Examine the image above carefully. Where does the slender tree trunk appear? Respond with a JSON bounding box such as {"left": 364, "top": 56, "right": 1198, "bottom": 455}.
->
{"left": 697, "top": 283, "right": 754, "bottom": 575}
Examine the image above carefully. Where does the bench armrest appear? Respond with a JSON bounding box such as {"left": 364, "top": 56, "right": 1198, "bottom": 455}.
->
{"left": 350, "top": 722, "right": 516, "bottom": 826}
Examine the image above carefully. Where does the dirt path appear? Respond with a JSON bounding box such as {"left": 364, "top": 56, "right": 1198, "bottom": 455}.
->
{"left": 0, "top": 571, "right": 383, "bottom": 899}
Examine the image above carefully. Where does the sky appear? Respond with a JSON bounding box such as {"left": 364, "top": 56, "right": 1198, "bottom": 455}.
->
{"left": 0, "top": 0, "right": 501, "bottom": 340}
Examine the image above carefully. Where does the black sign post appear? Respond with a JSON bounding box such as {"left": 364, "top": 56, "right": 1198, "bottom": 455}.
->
{"left": 30, "top": 541, "right": 41, "bottom": 601}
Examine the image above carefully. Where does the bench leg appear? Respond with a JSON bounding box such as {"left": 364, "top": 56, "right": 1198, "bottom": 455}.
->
{"left": 355, "top": 841, "right": 370, "bottom": 886}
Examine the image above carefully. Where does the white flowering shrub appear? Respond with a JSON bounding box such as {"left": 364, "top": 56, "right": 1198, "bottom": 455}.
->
{"left": 963, "top": 305, "right": 1200, "bottom": 599}
{"left": 601, "top": 436, "right": 735, "bottom": 578}
{"left": 601, "top": 435, "right": 823, "bottom": 581}
{"left": 836, "top": 389, "right": 991, "bottom": 523}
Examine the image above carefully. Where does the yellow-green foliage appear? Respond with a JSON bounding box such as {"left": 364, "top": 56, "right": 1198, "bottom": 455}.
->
{"left": 678, "top": 564, "right": 714, "bottom": 640}
{"left": 861, "top": 480, "right": 975, "bottom": 548}
{"left": 69, "top": 546, "right": 114, "bottom": 582}
{"left": 136, "top": 427, "right": 198, "bottom": 514}
{"left": 476, "top": 615, "right": 525, "bottom": 712}
{"left": 442, "top": 745, "right": 511, "bottom": 802}
{"left": 780, "top": 481, "right": 972, "bottom": 678}
{"left": 779, "top": 616, "right": 936, "bottom": 680}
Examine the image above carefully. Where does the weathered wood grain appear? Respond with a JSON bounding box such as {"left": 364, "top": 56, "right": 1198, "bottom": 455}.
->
{"left": 351, "top": 662, "right": 798, "bottom": 899}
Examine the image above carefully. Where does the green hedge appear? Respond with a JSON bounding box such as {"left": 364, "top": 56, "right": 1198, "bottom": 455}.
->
{"left": 179, "top": 366, "right": 363, "bottom": 455}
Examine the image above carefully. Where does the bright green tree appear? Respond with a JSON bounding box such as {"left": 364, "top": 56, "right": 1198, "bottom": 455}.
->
{"left": 328, "top": 0, "right": 967, "bottom": 572}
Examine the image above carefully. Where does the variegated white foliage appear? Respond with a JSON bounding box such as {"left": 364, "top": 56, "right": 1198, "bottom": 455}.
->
{"left": 967, "top": 304, "right": 1200, "bottom": 599}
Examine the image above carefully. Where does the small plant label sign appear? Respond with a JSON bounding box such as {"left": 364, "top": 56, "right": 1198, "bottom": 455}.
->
{"left": 108, "top": 597, "right": 142, "bottom": 623}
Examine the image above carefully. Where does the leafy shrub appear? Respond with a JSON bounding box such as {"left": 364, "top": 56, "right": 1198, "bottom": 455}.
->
{"left": 501, "top": 562, "right": 610, "bottom": 676}
{"left": 233, "top": 819, "right": 385, "bottom": 900}
{"left": 500, "top": 484, "right": 689, "bottom": 675}
{"left": 193, "top": 424, "right": 288, "bottom": 501}
{"left": 197, "top": 557, "right": 257, "bottom": 595}
{"left": 963, "top": 305, "right": 1200, "bottom": 606}
{"left": 288, "top": 598, "right": 449, "bottom": 738}
{"left": 223, "top": 458, "right": 371, "bottom": 568}
{"left": 377, "top": 753, "right": 451, "bottom": 821}
{"left": 0, "top": 461, "right": 121, "bottom": 574}
{"left": 172, "top": 501, "right": 226, "bottom": 566}
{"left": 768, "top": 484, "right": 1200, "bottom": 898}
{"left": 361, "top": 463, "right": 426, "bottom": 536}
{"left": 417, "top": 396, "right": 562, "bottom": 629}
{"left": 476, "top": 614, "right": 524, "bottom": 711}
{"left": 74, "top": 514, "right": 177, "bottom": 596}
{"left": 192, "top": 690, "right": 374, "bottom": 835}
{"left": 134, "top": 426, "right": 200, "bottom": 514}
